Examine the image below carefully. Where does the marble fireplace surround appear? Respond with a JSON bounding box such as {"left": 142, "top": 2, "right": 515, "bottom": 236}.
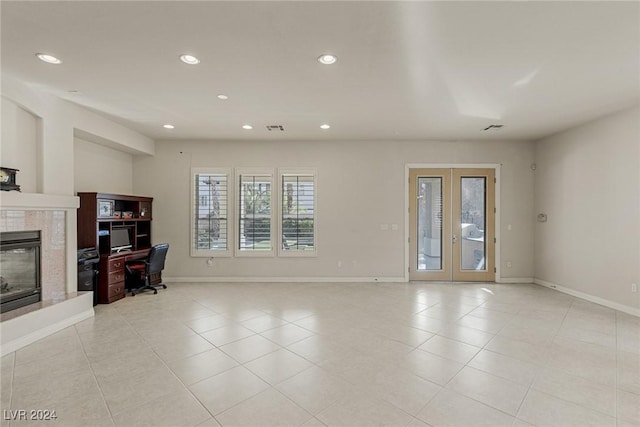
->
{"left": 0, "top": 192, "right": 94, "bottom": 356}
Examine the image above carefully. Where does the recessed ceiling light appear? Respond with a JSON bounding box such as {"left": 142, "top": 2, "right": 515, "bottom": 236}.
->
{"left": 320, "top": 124, "right": 331, "bottom": 130}
{"left": 36, "top": 53, "right": 62, "bottom": 64}
{"left": 217, "top": 94, "right": 229, "bottom": 100}
{"left": 242, "top": 124, "right": 253, "bottom": 130}
{"left": 179, "top": 54, "right": 200, "bottom": 65}
{"left": 163, "top": 124, "right": 175, "bottom": 129}
{"left": 317, "top": 54, "right": 337, "bottom": 65}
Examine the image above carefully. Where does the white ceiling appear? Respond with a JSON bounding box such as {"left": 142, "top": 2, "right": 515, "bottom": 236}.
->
{"left": 2, "top": 1, "right": 638, "bottom": 142}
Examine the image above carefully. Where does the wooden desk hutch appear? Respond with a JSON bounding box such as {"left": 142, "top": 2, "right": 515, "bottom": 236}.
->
{"left": 77, "top": 193, "right": 154, "bottom": 303}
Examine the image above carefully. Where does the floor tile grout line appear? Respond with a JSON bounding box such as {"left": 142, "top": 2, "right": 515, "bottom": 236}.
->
{"left": 461, "top": 347, "right": 539, "bottom": 388}
{"left": 217, "top": 343, "right": 282, "bottom": 366}
{"left": 114, "top": 305, "right": 220, "bottom": 422}
{"left": 417, "top": 386, "right": 518, "bottom": 424}
{"left": 115, "top": 300, "right": 245, "bottom": 427}
{"left": 190, "top": 312, "right": 302, "bottom": 345}
{"left": 525, "top": 387, "right": 619, "bottom": 421}
{"left": 554, "top": 301, "right": 623, "bottom": 419}
{"left": 258, "top": 329, "right": 317, "bottom": 349}
{"left": 214, "top": 385, "right": 315, "bottom": 426}
{"left": 74, "top": 321, "right": 119, "bottom": 426}
{"left": 431, "top": 331, "right": 519, "bottom": 419}
{"left": 512, "top": 295, "right": 576, "bottom": 422}
{"left": 419, "top": 292, "right": 572, "bottom": 423}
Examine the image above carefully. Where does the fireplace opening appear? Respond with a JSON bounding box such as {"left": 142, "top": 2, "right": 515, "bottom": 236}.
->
{"left": 0, "top": 230, "right": 41, "bottom": 313}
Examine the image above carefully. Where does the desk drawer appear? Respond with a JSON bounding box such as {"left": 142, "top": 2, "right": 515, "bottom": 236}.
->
{"left": 108, "top": 271, "right": 125, "bottom": 284}
{"left": 107, "top": 283, "right": 125, "bottom": 302}
{"left": 108, "top": 258, "right": 125, "bottom": 271}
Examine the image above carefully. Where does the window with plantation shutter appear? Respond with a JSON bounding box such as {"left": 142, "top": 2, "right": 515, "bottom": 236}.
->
{"left": 191, "top": 169, "right": 231, "bottom": 257}
{"left": 236, "top": 170, "right": 274, "bottom": 256}
{"left": 280, "top": 170, "right": 316, "bottom": 256}
{"left": 191, "top": 168, "right": 316, "bottom": 259}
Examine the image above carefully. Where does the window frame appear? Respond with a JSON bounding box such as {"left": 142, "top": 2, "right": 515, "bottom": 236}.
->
{"left": 278, "top": 168, "right": 318, "bottom": 257}
{"left": 190, "top": 168, "right": 232, "bottom": 258}
{"left": 235, "top": 168, "right": 276, "bottom": 257}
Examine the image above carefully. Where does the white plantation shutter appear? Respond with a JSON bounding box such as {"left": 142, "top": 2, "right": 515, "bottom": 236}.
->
{"left": 280, "top": 171, "right": 316, "bottom": 255}
{"left": 191, "top": 170, "right": 230, "bottom": 256}
{"left": 237, "top": 172, "right": 274, "bottom": 253}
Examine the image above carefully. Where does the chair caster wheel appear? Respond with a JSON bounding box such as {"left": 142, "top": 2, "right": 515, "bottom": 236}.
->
{"left": 153, "top": 290, "right": 158, "bottom": 294}
{"left": 162, "top": 285, "right": 167, "bottom": 289}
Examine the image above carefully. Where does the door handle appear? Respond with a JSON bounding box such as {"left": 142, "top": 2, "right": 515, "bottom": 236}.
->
{"left": 452, "top": 234, "right": 457, "bottom": 244}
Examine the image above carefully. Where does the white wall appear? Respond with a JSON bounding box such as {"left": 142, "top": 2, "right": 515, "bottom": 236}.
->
{"left": 134, "top": 139, "right": 535, "bottom": 281}
{"left": 74, "top": 137, "right": 133, "bottom": 194}
{"left": 534, "top": 106, "right": 640, "bottom": 311}
{"left": 1, "top": 98, "right": 38, "bottom": 193}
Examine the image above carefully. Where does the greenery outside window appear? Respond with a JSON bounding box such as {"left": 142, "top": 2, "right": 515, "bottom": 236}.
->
{"left": 236, "top": 169, "right": 275, "bottom": 256}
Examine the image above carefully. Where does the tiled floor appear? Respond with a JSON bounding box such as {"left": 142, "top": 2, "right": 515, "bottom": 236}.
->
{"left": 1, "top": 282, "right": 639, "bottom": 426}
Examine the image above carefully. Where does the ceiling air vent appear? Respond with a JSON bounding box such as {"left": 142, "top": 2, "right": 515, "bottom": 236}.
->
{"left": 483, "top": 124, "right": 504, "bottom": 131}
{"left": 266, "top": 125, "right": 285, "bottom": 131}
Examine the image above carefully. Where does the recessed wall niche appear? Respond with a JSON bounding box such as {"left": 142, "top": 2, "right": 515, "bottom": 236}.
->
{"left": 1, "top": 98, "right": 39, "bottom": 193}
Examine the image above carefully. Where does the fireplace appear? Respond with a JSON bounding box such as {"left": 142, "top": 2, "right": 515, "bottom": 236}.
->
{"left": 0, "top": 230, "right": 41, "bottom": 313}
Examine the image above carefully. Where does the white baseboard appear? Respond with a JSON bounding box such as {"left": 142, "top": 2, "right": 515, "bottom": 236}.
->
{"left": 167, "top": 276, "right": 537, "bottom": 285}
{"left": 496, "top": 277, "right": 534, "bottom": 284}
{"left": 535, "top": 278, "right": 640, "bottom": 317}
{"left": 1, "top": 293, "right": 95, "bottom": 356}
{"left": 165, "top": 276, "right": 407, "bottom": 283}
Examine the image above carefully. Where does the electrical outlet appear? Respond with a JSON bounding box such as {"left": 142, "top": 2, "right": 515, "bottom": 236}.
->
{"left": 632, "top": 283, "right": 637, "bottom": 293}
{"left": 506, "top": 261, "right": 512, "bottom": 268}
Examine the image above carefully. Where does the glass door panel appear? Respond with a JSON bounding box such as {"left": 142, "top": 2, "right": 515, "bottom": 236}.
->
{"left": 460, "top": 177, "right": 486, "bottom": 270}
{"left": 417, "top": 177, "right": 443, "bottom": 271}
{"left": 409, "top": 169, "right": 451, "bottom": 281}
{"left": 452, "top": 169, "right": 495, "bottom": 281}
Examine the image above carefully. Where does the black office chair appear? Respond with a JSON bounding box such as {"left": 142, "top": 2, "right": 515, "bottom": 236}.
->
{"left": 125, "top": 243, "right": 169, "bottom": 296}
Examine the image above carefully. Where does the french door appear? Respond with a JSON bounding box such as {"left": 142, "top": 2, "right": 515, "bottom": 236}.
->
{"left": 409, "top": 168, "right": 495, "bottom": 281}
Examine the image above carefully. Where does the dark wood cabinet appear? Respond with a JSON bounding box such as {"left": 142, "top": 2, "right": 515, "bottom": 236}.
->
{"left": 98, "top": 249, "right": 148, "bottom": 303}
{"left": 77, "top": 193, "right": 153, "bottom": 303}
